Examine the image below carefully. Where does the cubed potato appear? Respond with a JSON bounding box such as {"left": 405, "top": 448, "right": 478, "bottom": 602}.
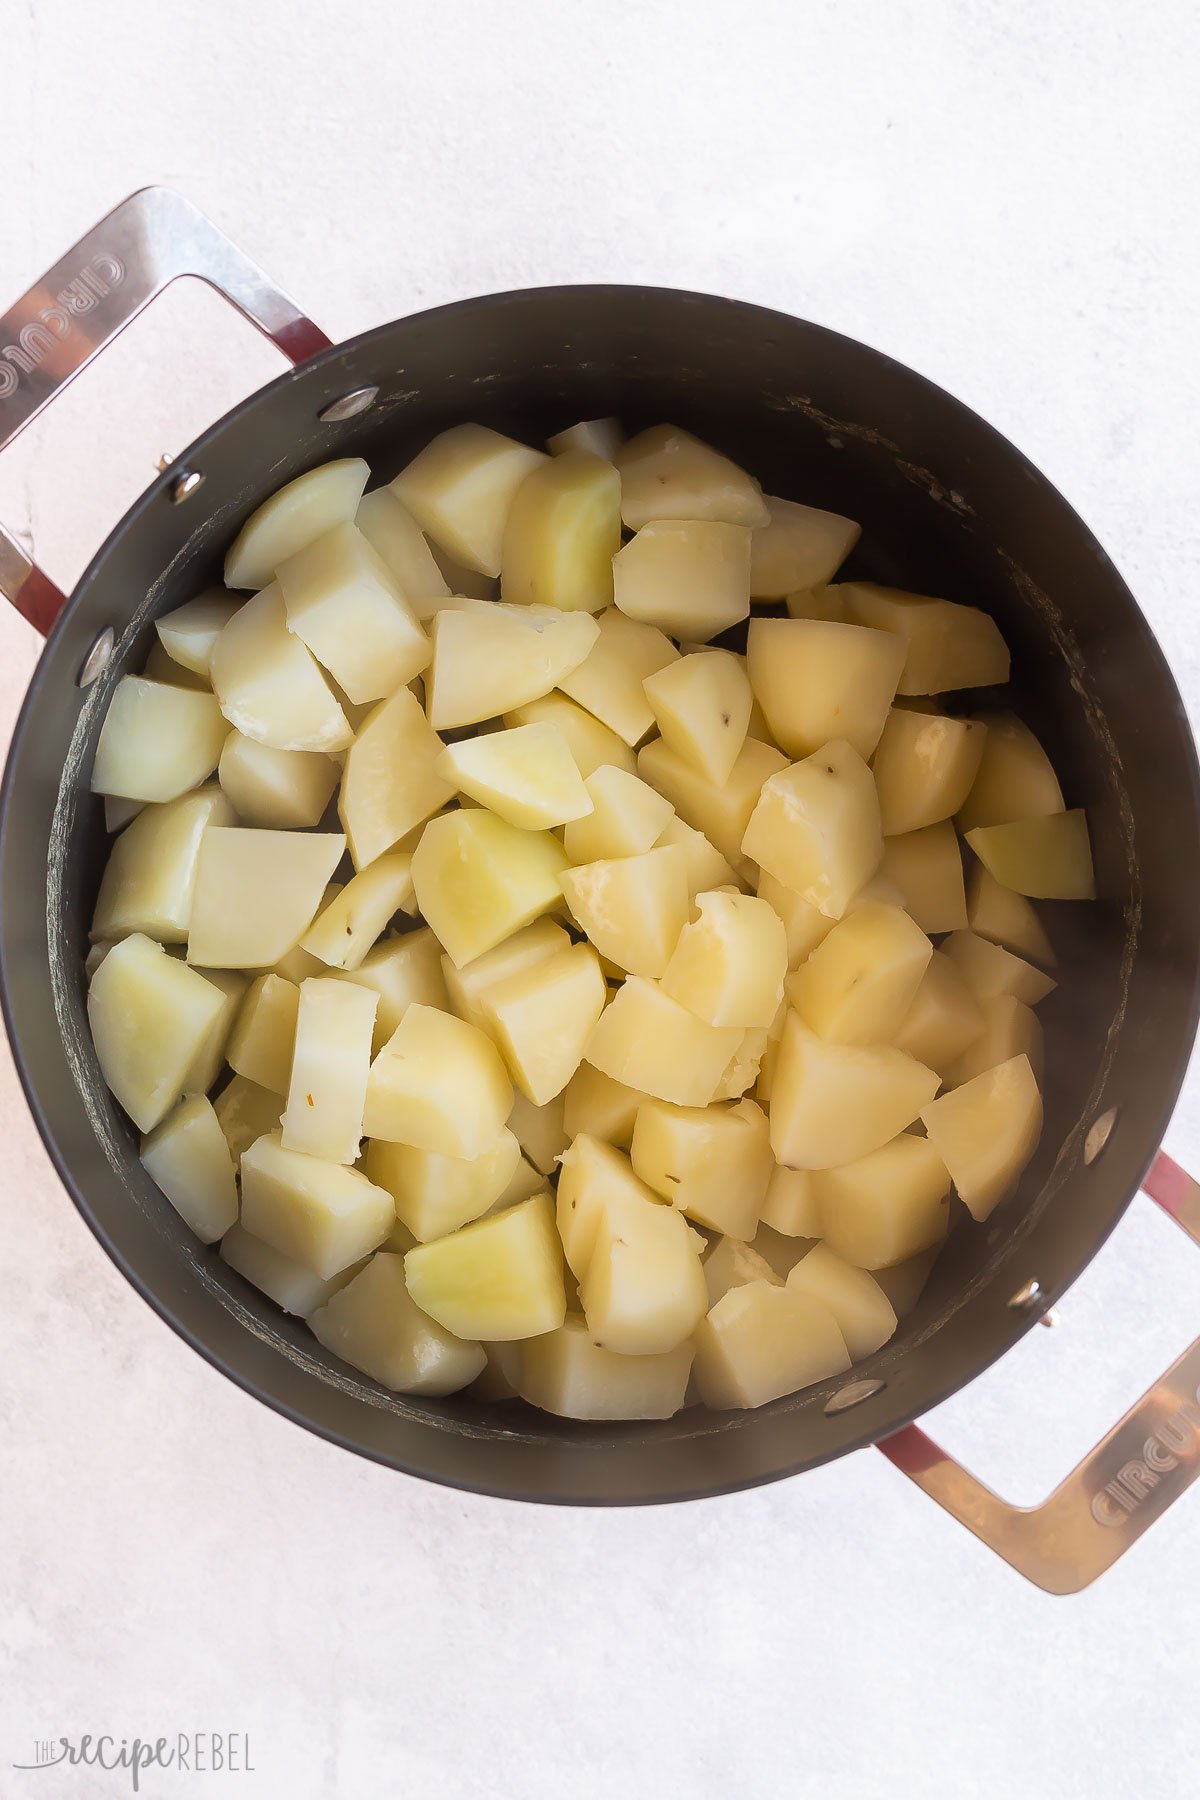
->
{"left": 240, "top": 1131, "right": 394, "bottom": 1277}
{"left": 492, "top": 1155, "right": 547, "bottom": 1211}
{"left": 749, "top": 495, "right": 861, "bottom": 596}
{"left": 654, "top": 815, "right": 736, "bottom": 896}
{"left": 391, "top": 425, "right": 547, "bottom": 577}
{"left": 746, "top": 618, "right": 905, "bottom": 761}
{"left": 143, "top": 639, "right": 212, "bottom": 688}
{"left": 364, "top": 1128, "right": 521, "bottom": 1241}
{"left": 518, "top": 1316, "right": 693, "bottom": 1420}
{"left": 140, "top": 1094, "right": 238, "bottom": 1243}
{"left": 440, "top": 918, "right": 570, "bottom": 1030}
{"left": 354, "top": 487, "right": 450, "bottom": 612}
{"left": 784, "top": 586, "right": 847, "bottom": 622}
{"left": 965, "top": 811, "right": 1094, "bottom": 900}
{"left": 224, "top": 458, "right": 370, "bottom": 591}
{"left": 91, "top": 786, "right": 234, "bottom": 943}
{"left": 872, "top": 706, "right": 988, "bottom": 836}
{"left": 155, "top": 591, "right": 242, "bottom": 675}
{"left": 187, "top": 827, "right": 344, "bottom": 968}
{"left": 770, "top": 1013, "right": 940, "bottom": 1169}
{"left": 693, "top": 1282, "right": 850, "bottom": 1409}
{"left": 785, "top": 902, "right": 932, "bottom": 1044}
{"left": 945, "top": 993, "right": 1045, "bottom": 1087}
{"left": 404, "top": 1192, "right": 566, "bottom": 1340}
{"left": 742, "top": 739, "right": 883, "bottom": 918}
{"left": 713, "top": 1024, "right": 770, "bottom": 1099}
{"left": 584, "top": 976, "right": 743, "bottom": 1106}
{"left": 873, "top": 1248, "right": 941, "bottom": 1319}
{"left": 786, "top": 1244, "right": 897, "bottom": 1359}
{"left": 941, "top": 929, "right": 1057, "bottom": 1006}
{"left": 548, "top": 417, "right": 623, "bottom": 460}
{"left": 184, "top": 968, "right": 247, "bottom": 1094}
{"left": 759, "top": 1163, "right": 822, "bottom": 1237}
{"left": 754, "top": 869, "right": 837, "bottom": 965}
{"left": 411, "top": 809, "right": 568, "bottom": 968}
{"left": 436, "top": 723, "right": 591, "bottom": 830}
{"left": 642, "top": 651, "right": 753, "bottom": 786}
{"left": 280, "top": 978, "right": 377, "bottom": 1163}
{"left": 87, "top": 934, "right": 228, "bottom": 1131}
{"left": 892, "top": 948, "right": 985, "bottom": 1076}
{"left": 500, "top": 449, "right": 621, "bottom": 612}
{"left": 557, "top": 607, "right": 678, "bottom": 746}
{"left": 213, "top": 1075, "right": 283, "bottom": 1160}
{"left": 339, "top": 685, "right": 457, "bottom": 870}
{"left": 209, "top": 585, "right": 352, "bottom": 753}
{"left": 703, "top": 1237, "right": 783, "bottom": 1308}
{"left": 812, "top": 1133, "right": 951, "bottom": 1269}
{"left": 562, "top": 1064, "right": 646, "bottom": 1148}
{"left": 614, "top": 425, "right": 769, "bottom": 529}
{"left": 481, "top": 943, "right": 606, "bottom": 1104}
{"left": 563, "top": 766, "right": 674, "bottom": 863}
{"left": 556, "top": 1134, "right": 652, "bottom": 1279}
{"left": 631, "top": 1095, "right": 773, "bottom": 1238}
{"left": 299, "top": 855, "right": 414, "bottom": 970}
{"left": 363, "top": 1002, "right": 512, "bottom": 1158}
{"left": 841, "top": 583, "right": 1010, "bottom": 693}
{"left": 613, "top": 519, "right": 752, "bottom": 641}
{"left": 333, "top": 926, "right": 449, "bottom": 1050}
{"left": 956, "top": 711, "right": 1064, "bottom": 831}
{"left": 660, "top": 890, "right": 787, "bottom": 1027}
{"left": 227, "top": 972, "right": 300, "bottom": 1093}
{"left": 310, "top": 1251, "right": 486, "bottom": 1393}
{"left": 578, "top": 1177, "right": 707, "bottom": 1356}
{"left": 506, "top": 1088, "right": 568, "bottom": 1175}
{"left": 560, "top": 846, "right": 690, "bottom": 978}
{"left": 218, "top": 732, "right": 338, "bottom": 829}
{"left": 879, "top": 820, "right": 967, "bottom": 933}
{"left": 920, "top": 1053, "right": 1043, "bottom": 1221}
{"left": 91, "top": 677, "right": 229, "bottom": 803}
{"left": 275, "top": 520, "right": 430, "bottom": 704}
{"left": 639, "top": 734, "right": 788, "bottom": 865}
{"left": 503, "top": 691, "right": 638, "bottom": 777}
{"left": 966, "top": 863, "right": 1056, "bottom": 966}
{"left": 426, "top": 601, "right": 599, "bottom": 729}
{"left": 219, "top": 1222, "right": 361, "bottom": 1317}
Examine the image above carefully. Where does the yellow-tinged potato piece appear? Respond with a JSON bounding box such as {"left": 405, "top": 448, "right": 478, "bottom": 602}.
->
{"left": 770, "top": 1013, "right": 940, "bottom": 1170}
{"left": 500, "top": 449, "right": 621, "bottom": 612}
{"left": 355, "top": 487, "right": 450, "bottom": 611}
{"left": 436, "top": 723, "right": 591, "bottom": 830}
{"left": 967, "top": 862, "right": 1056, "bottom": 965}
{"left": 639, "top": 734, "right": 788, "bottom": 864}
{"left": 749, "top": 495, "right": 861, "bottom": 596}
{"left": 333, "top": 926, "right": 449, "bottom": 1050}
{"left": 548, "top": 417, "right": 623, "bottom": 460}
{"left": 556, "top": 1134, "right": 652, "bottom": 1279}
{"left": 209, "top": 585, "right": 352, "bottom": 754}
{"left": 742, "top": 739, "right": 882, "bottom": 918}
{"left": 654, "top": 815, "right": 736, "bottom": 896}
{"left": 227, "top": 973, "right": 300, "bottom": 1093}
{"left": 630, "top": 1096, "right": 773, "bottom": 1238}
{"left": 562, "top": 1065, "right": 646, "bottom": 1149}
{"left": 299, "top": 855, "right": 413, "bottom": 970}
{"left": 880, "top": 820, "right": 967, "bottom": 934}
{"left": 506, "top": 1089, "right": 568, "bottom": 1175}
{"left": 942, "top": 929, "right": 1057, "bottom": 1006}
{"left": 411, "top": 809, "right": 568, "bottom": 968}
{"left": 240, "top": 1131, "right": 393, "bottom": 1277}
{"left": 642, "top": 650, "right": 753, "bottom": 787}
{"left": 892, "top": 948, "right": 985, "bottom": 1076}
{"left": 965, "top": 811, "right": 1094, "bottom": 900}
{"left": 956, "top": 711, "right": 1065, "bottom": 831}
{"left": 490, "top": 1153, "right": 546, "bottom": 1212}
{"left": 840, "top": 582, "right": 1010, "bottom": 694}
{"left": 140, "top": 1094, "right": 238, "bottom": 1243}
{"left": 921, "top": 1053, "right": 1043, "bottom": 1221}
{"left": 703, "top": 1237, "right": 782, "bottom": 1308}
{"left": 142, "top": 639, "right": 213, "bottom": 689}
{"left": 87, "top": 934, "right": 227, "bottom": 1132}
{"left": 786, "top": 1244, "right": 897, "bottom": 1359}
{"left": 613, "top": 519, "right": 752, "bottom": 641}
{"left": 754, "top": 868, "right": 837, "bottom": 965}
{"left": 578, "top": 1177, "right": 707, "bottom": 1355}
{"left": 615, "top": 425, "right": 769, "bottom": 529}
{"left": 441, "top": 918, "right": 570, "bottom": 1030}
{"left": 563, "top": 766, "right": 674, "bottom": 863}
{"left": 363, "top": 1002, "right": 512, "bottom": 1157}
{"left": 872, "top": 706, "right": 988, "bottom": 836}
{"left": 557, "top": 607, "right": 678, "bottom": 745}
{"left": 481, "top": 943, "right": 606, "bottom": 1105}
{"left": 310, "top": 1251, "right": 486, "bottom": 1393}
{"left": 224, "top": 458, "right": 370, "bottom": 591}
{"left": 784, "top": 586, "right": 847, "bottom": 622}
{"left": 404, "top": 1192, "right": 566, "bottom": 1341}
{"left": 945, "top": 993, "right": 1045, "bottom": 1087}
{"left": 426, "top": 601, "right": 599, "bottom": 729}
{"left": 713, "top": 1024, "right": 770, "bottom": 1099}
{"left": 187, "top": 828, "right": 344, "bottom": 968}
{"left": 339, "top": 685, "right": 456, "bottom": 870}
{"left": 275, "top": 521, "right": 430, "bottom": 704}
{"left": 785, "top": 902, "right": 932, "bottom": 1044}
{"left": 760, "top": 1163, "right": 822, "bottom": 1237}
{"left": 746, "top": 618, "right": 905, "bottom": 761}
{"left": 220, "top": 1223, "right": 362, "bottom": 1317}
{"left": 213, "top": 1076, "right": 283, "bottom": 1161}
{"left": 504, "top": 691, "right": 638, "bottom": 777}
{"left": 560, "top": 846, "right": 689, "bottom": 978}
{"left": 91, "top": 677, "right": 228, "bottom": 803}
{"left": 391, "top": 425, "right": 547, "bottom": 578}
{"left": 280, "top": 978, "right": 377, "bottom": 1163}
{"left": 155, "top": 591, "right": 241, "bottom": 675}
{"left": 694, "top": 1282, "right": 850, "bottom": 1409}
{"left": 184, "top": 968, "right": 247, "bottom": 1094}
{"left": 365, "top": 1128, "right": 521, "bottom": 1241}
{"left": 218, "top": 732, "right": 338, "bottom": 829}
{"left": 92, "top": 786, "right": 234, "bottom": 943}
{"left": 660, "top": 890, "right": 787, "bottom": 1027}
{"left": 518, "top": 1316, "right": 693, "bottom": 1420}
{"left": 584, "top": 976, "right": 742, "bottom": 1106}
{"left": 813, "top": 1133, "right": 951, "bottom": 1270}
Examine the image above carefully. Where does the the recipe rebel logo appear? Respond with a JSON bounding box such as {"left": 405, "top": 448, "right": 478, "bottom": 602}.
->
{"left": 11, "top": 1732, "right": 255, "bottom": 1791}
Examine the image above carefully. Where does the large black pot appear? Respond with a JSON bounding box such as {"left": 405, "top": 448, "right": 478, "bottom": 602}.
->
{"left": 3, "top": 190, "right": 1199, "bottom": 1591}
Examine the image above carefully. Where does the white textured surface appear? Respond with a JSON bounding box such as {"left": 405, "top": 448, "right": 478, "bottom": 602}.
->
{"left": 3, "top": 4, "right": 1200, "bottom": 1795}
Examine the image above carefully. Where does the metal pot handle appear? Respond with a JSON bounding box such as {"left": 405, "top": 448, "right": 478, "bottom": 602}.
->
{"left": 0, "top": 186, "right": 331, "bottom": 636}
{"left": 879, "top": 1151, "right": 1200, "bottom": 1593}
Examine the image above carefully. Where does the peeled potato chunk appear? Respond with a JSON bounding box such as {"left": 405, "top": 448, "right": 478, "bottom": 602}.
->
{"left": 427, "top": 601, "right": 599, "bottom": 729}
{"left": 759, "top": 1163, "right": 822, "bottom": 1237}
{"left": 280, "top": 977, "right": 377, "bottom": 1163}
{"left": 713, "top": 1024, "right": 770, "bottom": 1100}
{"left": 749, "top": 495, "right": 861, "bottom": 596}
{"left": 507, "top": 1089, "right": 568, "bottom": 1175}
{"left": 220, "top": 1223, "right": 361, "bottom": 1317}
{"left": 872, "top": 706, "right": 988, "bottom": 836}
{"left": 921, "top": 1053, "right": 1043, "bottom": 1221}
{"left": 91, "top": 677, "right": 229, "bottom": 803}
{"left": 404, "top": 1192, "right": 566, "bottom": 1341}
{"left": 770, "top": 1013, "right": 940, "bottom": 1170}
{"left": 892, "top": 948, "right": 984, "bottom": 1076}
{"left": 746, "top": 618, "right": 905, "bottom": 761}
{"left": 548, "top": 417, "right": 623, "bottom": 460}
{"left": 140, "top": 1094, "right": 238, "bottom": 1243}
{"left": 660, "top": 890, "right": 787, "bottom": 1028}
{"left": 500, "top": 449, "right": 621, "bottom": 612}
{"left": 642, "top": 650, "right": 753, "bottom": 786}
{"left": 693, "top": 1281, "right": 850, "bottom": 1409}
{"left": 156, "top": 590, "right": 241, "bottom": 675}
{"left": 560, "top": 846, "right": 690, "bottom": 979}
{"left": 240, "top": 1130, "right": 393, "bottom": 1278}
{"left": 518, "top": 1316, "right": 692, "bottom": 1420}
{"left": 655, "top": 815, "right": 736, "bottom": 896}
{"left": 411, "top": 809, "right": 568, "bottom": 968}
{"left": 966, "top": 862, "right": 1056, "bottom": 966}
{"left": 563, "top": 767, "right": 673, "bottom": 863}
{"left": 786, "top": 902, "right": 932, "bottom": 1044}
{"left": 504, "top": 691, "right": 637, "bottom": 777}
{"left": 556, "top": 1134, "right": 653, "bottom": 1279}
{"left": 187, "top": 827, "right": 344, "bottom": 968}
{"left": 942, "top": 929, "right": 1057, "bottom": 1006}
{"left": 614, "top": 425, "right": 769, "bottom": 530}
{"left": 786, "top": 1244, "right": 897, "bottom": 1358}
{"left": 813, "top": 1133, "right": 951, "bottom": 1269}
{"left": 227, "top": 973, "right": 300, "bottom": 1092}
{"left": 631, "top": 1095, "right": 773, "bottom": 1238}
{"left": 184, "top": 968, "right": 246, "bottom": 1094}
{"left": 391, "top": 424, "right": 547, "bottom": 577}
{"left": 584, "top": 977, "right": 742, "bottom": 1107}
{"left": 210, "top": 585, "right": 351, "bottom": 754}
{"left": 840, "top": 582, "right": 1010, "bottom": 694}
{"left": 754, "top": 869, "right": 837, "bottom": 965}
{"left": 441, "top": 917, "right": 570, "bottom": 1031}
{"left": 639, "top": 735, "right": 787, "bottom": 865}
{"left": 557, "top": 607, "right": 678, "bottom": 745}
{"left": 91, "top": 786, "right": 234, "bottom": 943}
{"left": 742, "top": 739, "right": 883, "bottom": 919}
{"left": 224, "top": 457, "right": 370, "bottom": 591}
{"left": 437, "top": 723, "right": 591, "bottom": 830}
{"left": 218, "top": 732, "right": 338, "bottom": 829}
{"left": 276, "top": 521, "right": 430, "bottom": 704}
{"left": 613, "top": 519, "right": 752, "bottom": 641}
{"left": 703, "top": 1238, "right": 783, "bottom": 1307}
{"left": 880, "top": 820, "right": 967, "bottom": 934}
{"left": 355, "top": 487, "right": 450, "bottom": 612}
{"left": 310, "top": 1251, "right": 486, "bottom": 1394}
{"left": 213, "top": 1076, "right": 283, "bottom": 1161}
{"left": 956, "top": 711, "right": 1064, "bottom": 831}
{"left": 965, "top": 811, "right": 1094, "bottom": 900}
{"left": 363, "top": 1002, "right": 512, "bottom": 1158}
{"left": 300, "top": 854, "right": 414, "bottom": 970}
{"left": 339, "top": 685, "right": 456, "bottom": 871}
{"left": 332, "top": 926, "right": 449, "bottom": 1050}
{"left": 946, "top": 993, "right": 1044, "bottom": 1087}
{"left": 785, "top": 586, "right": 847, "bottom": 623}
{"left": 481, "top": 943, "right": 606, "bottom": 1105}
{"left": 578, "top": 1175, "right": 707, "bottom": 1355}
{"left": 562, "top": 1065, "right": 646, "bottom": 1149}
{"left": 87, "top": 934, "right": 227, "bottom": 1131}
{"left": 365, "top": 1128, "right": 521, "bottom": 1241}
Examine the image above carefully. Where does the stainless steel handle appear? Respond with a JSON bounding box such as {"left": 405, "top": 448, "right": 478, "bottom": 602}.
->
{"left": 0, "top": 186, "right": 332, "bottom": 636}
{"left": 879, "top": 1150, "right": 1200, "bottom": 1594}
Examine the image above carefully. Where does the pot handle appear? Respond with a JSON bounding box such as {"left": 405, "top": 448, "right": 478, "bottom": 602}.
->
{"left": 0, "top": 186, "right": 332, "bottom": 636}
{"left": 878, "top": 1150, "right": 1200, "bottom": 1594}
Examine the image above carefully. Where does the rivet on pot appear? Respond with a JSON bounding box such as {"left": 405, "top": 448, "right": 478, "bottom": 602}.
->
{"left": 1084, "top": 1107, "right": 1118, "bottom": 1165}
{"left": 170, "top": 469, "right": 205, "bottom": 504}
{"left": 319, "top": 386, "right": 379, "bottom": 424}
{"left": 77, "top": 626, "right": 115, "bottom": 688}
{"left": 155, "top": 453, "right": 173, "bottom": 472}
{"left": 824, "top": 1377, "right": 886, "bottom": 1415}
{"left": 1008, "top": 1277, "right": 1044, "bottom": 1312}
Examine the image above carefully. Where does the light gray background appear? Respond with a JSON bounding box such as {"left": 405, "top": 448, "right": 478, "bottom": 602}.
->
{"left": 2, "top": 4, "right": 1199, "bottom": 1796}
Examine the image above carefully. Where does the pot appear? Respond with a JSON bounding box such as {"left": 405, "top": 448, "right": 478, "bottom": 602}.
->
{"left": 3, "top": 188, "right": 1199, "bottom": 1593}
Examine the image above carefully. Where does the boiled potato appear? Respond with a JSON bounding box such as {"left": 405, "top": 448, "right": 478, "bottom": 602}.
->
{"left": 240, "top": 1131, "right": 394, "bottom": 1278}
{"left": 441, "top": 917, "right": 571, "bottom": 1030}
{"left": 556, "top": 1134, "right": 654, "bottom": 1279}
{"left": 786, "top": 1244, "right": 897, "bottom": 1358}
{"left": 227, "top": 973, "right": 300, "bottom": 1092}
{"left": 965, "top": 811, "right": 1094, "bottom": 900}
{"left": 750, "top": 495, "right": 861, "bottom": 597}
{"left": 562, "top": 1065, "right": 646, "bottom": 1149}
{"left": 557, "top": 607, "right": 678, "bottom": 745}
{"left": 942, "top": 929, "right": 1057, "bottom": 1005}
{"left": 879, "top": 820, "right": 967, "bottom": 934}
{"left": 920, "top": 1053, "right": 1043, "bottom": 1221}
{"left": 91, "top": 786, "right": 234, "bottom": 943}
{"left": 561, "top": 846, "right": 690, "bottom": 979}
{"left": 142, "top": 638, "right": 214, "bottom": 689}
{"left": 786, "top": 902, "right": 932, "bottom": 1044}
{"left": 613, "top": 519, "right": 752, "bottom": 640}
{"left": 218, "top": 732, "right": 338, "bottom": 829}
{"left": 363, "top": 1002, "right": 512, "bottom": 1158}
{"left": 225, "top": 458, "right": 369, "bottom": 591}
{"left": 140, "top": 1094, "right": 238, "bottom": 1243}
{"left": 639, "top": 734, "right": 787, "bottom": 864}
{"left": 209, "top": 585, "right": 352, "bottom": 754}
{"left": 754, "top": 869, "right": 837, "bottom": 964}
{"left": 966, "top": 863, "right": 1056, "bottom": 965}
{"left": 185, "top": 968, "right": 247, "bottom": 1095}
{"left": 713, "top": 1024, "right": 771, "bottom": 1100}
{"left": 481, "top": 943, "right": 607, "bottom": 1105}
{"left": 813, "top": 1133, "right": 951, "bottom": 1269}
{"left": 746, "top": 618, "right": 905, "bottom": 760}
{"left": 660, "top": 890, "right": 787, "bottom": 1027}
{"left": 518, "top": 1316, "right": 693, "bottom": 1420}
{"left": 578, "top": 1176, "right": 707, "bottom": 1355}
{"left": 630, "top": 1095, "right": 773, "bottom": 1238}
{"left": 840, "top": 583, "right": 1010, "bottom": 693}
{"left": 946, "top": 993, "right": 1045, "bottom": 1087}
{"left": 506, "top": 1089, "right": 568, "bottom": 1175}
{"left": 365, "top": 1128, "right": 521, "bottom": 1241}
{"left": 563, "top": 766, "right": 674, "bottom": 863}
{"left": 785, "top": 586, "right": 847, "bottom": 622}
{"left": 411, "top": 809, "right": 567, "bottom": 968}
{"left": 299, "top": 855, "right": 414, "bottom": 970}
{"left": 280, "top": 978, "right": 377, "bottom": 1163}
{"left": 220, "top": 1222, "right": 362, "bottom": 1317}
{"left": 500, "top": 449, "right": 621, "bottom": 611}
{"left": 504, "top": 690, "right": 638, "bottom": 777}
{"left": 426, "top": 601, "right": 599, "bottom": 729}
{"left": 892, "top": 947, "right": 985, "bottom": 1076}
{"left": 872, "top": 706, "right": 988, "bottom": 836}
{"left": 213, "top": 1076, "right": 283, "bottom": 1160}
{"left": 339, "top": 685, "right": 456, "bottom": 871}
{"left": 276, "top": 521, "right": 430, "bottom": 704}
{"left": 759, "top": 1162, "right": 822, "bottom": 1237}
{"left": 91, "top": 677, "right": 229, "bottom": 803}
{"left": 770, "top": 1013, "right": 940, "bottom": 1169}
{"left": 187, "top": 828, "right": 344, "bottom": 968}
{"left": 87, "top": 934, "right": 228, "bottom": 1131}
{"left": 156, "top": 591, "right": 241, "bottom": 675}
{"left": 655, "top": 815, "right": 736, "bottom": 896}
{"left": 742, "top": 739, "right": 883, "bottom": 919}
{"left": 404, "top": 1192, "right": 566, "bottom": 1340}
{"left": 956, "top": 711, "right": 1064, "bottom": 830}
{"left": 355, "top": 487, "right": 450, "bottom": 612}
{"left": 310, "top": 1251, "right": 486, "bottom": 1394}
{"left": 391, "top": 424, "right": 547, "bottom": 577}
{"left": 436, "top": 723, "right": 591, "bottom": 830}
{"left": 641, "top": 650, "right": 753, "bottom": 787}
{"left": 693, "top": 1282, "right": 850, "bottom": 1409}
{"left": 584, "top": 976, "right": 743, "bottom": 1106}
{"left": 614, "top": 425, "right": 769, "bottom": 529}
{"left": 548, "top": 417, "right": 623, "bottom": 460}
{"left": 333, "top": 926, "right": 449, "bottom": 1049}
{"left": 493, "top": 1154, "right": 547, "bottom": 1210}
